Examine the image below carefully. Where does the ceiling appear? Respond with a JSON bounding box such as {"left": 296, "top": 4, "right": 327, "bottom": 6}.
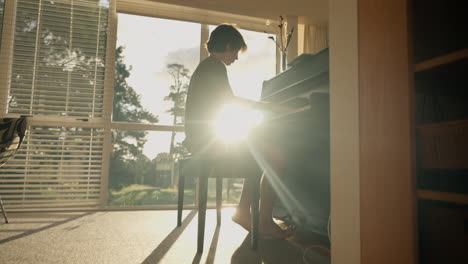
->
{"left": 149, "top": 0, "right": 329, "bottom": 24}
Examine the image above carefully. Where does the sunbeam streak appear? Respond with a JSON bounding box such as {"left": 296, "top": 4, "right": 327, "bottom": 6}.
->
{"left": 245, "top": 140, "right": 308, "bottom": 217}
{"left": 186, "top": 110, "right": 306, "bottom": 220}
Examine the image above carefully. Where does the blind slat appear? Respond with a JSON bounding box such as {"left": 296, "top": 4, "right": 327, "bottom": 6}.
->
{"left": 0, "top": 175, "right": 102, "bottom": 179}
{"left": 0, "top": 184, "right": 101, "bottom": 188}
{"left": 2, "top": 194, "right": 100, "bottom": 199}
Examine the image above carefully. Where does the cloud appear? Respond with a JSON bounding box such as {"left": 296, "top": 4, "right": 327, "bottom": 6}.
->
{"left": 164, "top": 47, "right": 200, "bottom": 73}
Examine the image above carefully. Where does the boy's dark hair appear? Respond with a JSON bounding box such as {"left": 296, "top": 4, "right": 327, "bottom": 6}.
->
{"left": 206, "top": 24, "right": 247, "bottom": 53}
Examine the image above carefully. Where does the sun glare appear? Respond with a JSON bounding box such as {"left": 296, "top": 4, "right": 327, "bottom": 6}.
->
{"left": 215, "top": 104, "right": 263, "bottom": 142}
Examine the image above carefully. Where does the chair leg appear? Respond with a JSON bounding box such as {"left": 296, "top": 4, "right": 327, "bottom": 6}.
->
{"left": 216, "top": 177, "right": 222, "bottom": 225}
{"left": 177, "top": 172, "right": 185, "bottom": 227}
{"left": 250, "top": 174, "right": 261, "bottom": 250}
{"left": 0, "top": 195, "right": 8, "bottom": 224}
{"left": 197, "top": 175, "right": 208, "bottom": 253}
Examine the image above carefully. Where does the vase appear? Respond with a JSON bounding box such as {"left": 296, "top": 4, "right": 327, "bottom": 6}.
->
{"left": 281, "top": 51, "right": 288, "bottom": 72}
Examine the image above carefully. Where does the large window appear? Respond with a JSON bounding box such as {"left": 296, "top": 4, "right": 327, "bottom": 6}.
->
{"left": 108, "top": 13, "right": 276, "bottom": 207}
{"left": 108, "top": 15, "right": 199, "bottom": 207}
{"left": 0, "top": 0, "right": 277, "bottom": 210}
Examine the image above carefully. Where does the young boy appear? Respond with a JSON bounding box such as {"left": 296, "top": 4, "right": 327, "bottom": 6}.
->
{"left": 184, "top": 24, "right": 293, "bottom": 239}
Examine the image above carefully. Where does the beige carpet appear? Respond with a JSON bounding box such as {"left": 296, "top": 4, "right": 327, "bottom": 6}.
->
{"left": 0, "top": 209, "right": 330, "bottom": 264}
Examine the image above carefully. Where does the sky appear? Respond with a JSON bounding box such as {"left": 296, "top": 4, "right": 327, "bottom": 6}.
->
{"left": 116, "top": 13, "right": 276, "bottom": 159}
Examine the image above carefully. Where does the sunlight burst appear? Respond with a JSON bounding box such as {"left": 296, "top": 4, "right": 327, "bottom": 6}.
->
{"left": 214, "top": 104, "right": 263, "bottom": 142}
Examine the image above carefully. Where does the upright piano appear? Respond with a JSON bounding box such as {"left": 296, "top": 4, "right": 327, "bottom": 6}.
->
{"left": 261, "top": 49, "right": 330, "bottom": 244}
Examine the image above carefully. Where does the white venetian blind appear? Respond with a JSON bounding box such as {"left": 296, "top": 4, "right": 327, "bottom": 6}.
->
{"left": 0, "top": 124, "right": 104, "bottom": 208}
{"left": 7, "top": 0, "right": 109, "bottom": 118}
{"left": 0, "top": 0, "right": 114, "bottom": 209}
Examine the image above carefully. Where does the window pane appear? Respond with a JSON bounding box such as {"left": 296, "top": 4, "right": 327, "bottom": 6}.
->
{"left": 8, "top": 0, "right": 109, "bottom": 117}
{"left": 107, "top": 130, "right": 193, "bottom": 207}
{"left": 0, "top": 125, "right": 104, "bottom": 208}
{"left": 114, "top": 13, "right": 200, "bottom": 125}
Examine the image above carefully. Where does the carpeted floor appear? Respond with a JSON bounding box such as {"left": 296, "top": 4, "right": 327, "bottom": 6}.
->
{"left": 0, "top": 209, "right": 330, "bottom": 264}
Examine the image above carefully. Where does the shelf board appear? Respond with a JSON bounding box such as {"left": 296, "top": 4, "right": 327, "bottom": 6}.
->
{"left": 416, "top": 119, "right": 468, "bottom": 129}
{"left": 418, "top": 190, "right": 468, "bottom": 205}
{"left": 414, "top": 48, "right": 468, "bottom": 72}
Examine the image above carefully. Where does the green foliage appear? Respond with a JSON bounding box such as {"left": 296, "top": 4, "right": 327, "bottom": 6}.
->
{"left": 113, "top": 46, "right": 159, "bottom": 124}
{"left": 164, "top": 63, "right": 190, "bottom": 124}
{"left": 164, "top": 63, "right": 190, "bottom": 159}
{"left": 108, "top": 184, "right": 195, "bottom": 206}
{"left": 107, "top": 183, "right": 242, "bottom": 206}
{"left": 110, "top": 46, "right": 158, "bottom": 189}
{"left": 109, "top": 48, "right": 192, "bottom": 194}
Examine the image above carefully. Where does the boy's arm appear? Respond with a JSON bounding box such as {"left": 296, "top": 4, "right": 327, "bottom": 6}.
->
{"left": 229, "top": 96, "right": 293, "bottom": 114}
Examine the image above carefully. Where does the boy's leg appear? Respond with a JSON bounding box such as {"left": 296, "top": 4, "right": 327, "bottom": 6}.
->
{"left": 258, "top": 174, "right": 292, "bottom": 238}
{"left": 232, "top": 177, "right": 254, "bottom": 231}
{"left": 232, "top": 140, "right": 293, "bottom": 238}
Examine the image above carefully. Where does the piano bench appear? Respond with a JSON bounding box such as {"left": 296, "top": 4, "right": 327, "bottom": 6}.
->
{"left": 176, "top": 155, "right": 260, "bottom": 252}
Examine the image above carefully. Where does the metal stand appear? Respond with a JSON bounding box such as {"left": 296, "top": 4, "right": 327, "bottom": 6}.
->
{"left": 0, "top": 195, "right": 8, "bottom": 223}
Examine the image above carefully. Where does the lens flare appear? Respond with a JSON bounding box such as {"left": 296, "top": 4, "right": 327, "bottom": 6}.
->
{"left": 214, "top": 104, "right": 263, "bottom": 142}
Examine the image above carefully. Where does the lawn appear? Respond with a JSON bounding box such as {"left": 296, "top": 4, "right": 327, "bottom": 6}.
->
{"left": 108, "top": 181, "right": 243, "bottom": 207}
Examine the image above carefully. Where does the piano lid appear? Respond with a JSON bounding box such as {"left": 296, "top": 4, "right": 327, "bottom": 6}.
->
{"left": 261, "top": 48, "right": 329, "bottom": 99}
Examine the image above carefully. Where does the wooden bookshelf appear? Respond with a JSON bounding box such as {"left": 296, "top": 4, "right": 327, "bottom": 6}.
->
{"left": 414, "top": 48, "right": 468, "bottom": 73}
{"left": 418, "top": 190, "right": 468, "bottom": 206}
{"left": 412, "top": 1, "right": 468, "bottom": 262}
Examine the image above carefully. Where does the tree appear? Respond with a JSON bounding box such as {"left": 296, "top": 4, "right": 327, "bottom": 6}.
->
{"left": 109, "top": 46, "right": 158, "bottom": 189}
{"left": 114, "top": 46, "right": 158, "bottom": 125}
{"left": 164, "top": 63, "right": 190, "bottom": 159}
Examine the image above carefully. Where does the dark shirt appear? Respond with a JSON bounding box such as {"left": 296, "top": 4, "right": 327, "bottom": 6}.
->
{"left": 184, "top": 56, "right": 234, "bottom": 152}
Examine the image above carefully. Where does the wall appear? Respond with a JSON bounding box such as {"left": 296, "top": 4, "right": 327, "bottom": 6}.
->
{"left": 329, "top": 0, "right": 417, "bottom": 263}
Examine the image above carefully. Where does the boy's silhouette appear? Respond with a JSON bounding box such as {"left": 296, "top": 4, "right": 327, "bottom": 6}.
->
{"left": 184, "top": 24, "right": 293, "bottom": 239}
